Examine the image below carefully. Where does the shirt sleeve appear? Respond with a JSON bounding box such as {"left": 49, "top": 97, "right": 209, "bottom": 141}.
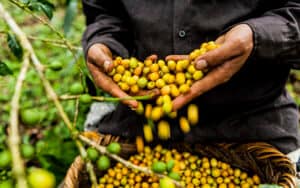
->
{"left": 81, "top": 0, "right": 133, "bottom": 58}
{"left": 242, "top": 1, "right": 300, "bottom": 69}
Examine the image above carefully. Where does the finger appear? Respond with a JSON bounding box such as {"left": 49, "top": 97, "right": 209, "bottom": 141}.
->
{"left": 193, "top": 38, "right": 244, "bottom": 70}
{"left": 87, "top": 43, "right": 114, "bottom": 73}
{"left": 87, "top": 62, "right": 138, "bottom": 108}
{"left": 131, "top": 88, "right": 160, "bottom": 97}
{"left": 215, "top": 35, "right": 225, "bottom": 44}
{"left": 165, "top": 55, "right": 189, "bottom": 61}
{"left": 145, "top": 54, "right": 158, "bottom": 62}
{"left": 172, "top": 55, "right": 246, "bottom": 111}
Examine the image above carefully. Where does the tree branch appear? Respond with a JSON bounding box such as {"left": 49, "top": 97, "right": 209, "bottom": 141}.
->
{"left": 0, "top": 3, "right": 30, "bottom": 187}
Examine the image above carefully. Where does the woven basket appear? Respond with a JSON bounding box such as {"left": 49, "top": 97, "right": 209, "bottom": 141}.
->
{"left": 61, "top": 132, "right": 296, "bottom": 188}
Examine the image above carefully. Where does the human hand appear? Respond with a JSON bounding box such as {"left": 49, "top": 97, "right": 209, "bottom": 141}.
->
{"left": 86, "top": 43, "right": 138, "bottom": 108}
{"left": 166, "top": 24, "right": 253, "bottom": 111}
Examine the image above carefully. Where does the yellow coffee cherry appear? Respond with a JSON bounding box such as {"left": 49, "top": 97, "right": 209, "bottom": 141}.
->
{"left": 121, "top": 59, "right": 130, "bottom": 68}
{"left": 148, "top": 72, "right": 159, "bottom": 81}
{"left": 179, "top": 84, "right": 190, "bottom": 94}
{"left": 151, "top": 107, "right": 163, "bottom": 121}
{"left": 130, "top": 84, "right": 139, "bottom": 94}
{"left": 161, "top": 85, "right": 171, "bottom": 96}
{"left": 144, "top": 59, "right": 152, "bottom": 67}
{"left": 155, "top": 79, "right": 165, "bottom": 89}
{"left": 129, "top": 57, "right": 139, "bottom": 68}
{"left": 113, "top": 73, "right": 122, "bottom": 82}
{"left": 185, "top": 72, "right": 192, "bottom": 80}
{"left": 143, "top": 67, "right": 150, "bottom": 75}
{"left": 201, "top": 42, "right": 208, "bottom": 49}
{"left": 158, "top": 120, "right": 171, "bottom": 140}
{"left": 157, "top": 59, "right": 165, "bottom": 67}
{"left": 126, "top": 76, "right": 137, "bottom": 86}
{"left": 124, "top": 70, "right": 131, "bottom": 77}
{"left": 161, "top": 65, "right": 169, "bottom": 73}
{"left": 166, "top": 74, "right": 175, "bottom": 84}
{"left": 252, "top": 175, "right": 260, "bottom": 184}
{"left": 162, "top": 101, "right": 172, "bottom": 114}
{"left": 179, "top": 117, "right": 190, "bottom": 133}
{"left": 134, "top": 66, "right": 143, "bottom": 76}
{"left": 108, "top": 68, "right": 115, "bottom": 76}
{"left": 162, "top": 95, "right": 172, "bottom": 103}
{"left": 115, "top": 56, "right": 122, "bottom": 63}
{"left": 143, "top": 125, "right": 153, "bottom": 142}
{"left": 156, "top": 96, "right": 164, "bottom": 106}
{"left": 167, "top": 60, "right": 176, "bottom": 71}
{"left": 187, "top": 65, "right": 196, "bottom": 74}
{"left": 189, "top": 51, "right": 198, "bottom": 60}
{"left": 135, "top": 102, "right": 144, "bottom": 115}
{"left": 176, "top": 72, "right": 186, "bottom": 85}
{"left": 187, "top": 104, "right": 199, "bottom": 125}
{"left": 176, "top": 61, "right": 184, "bottom": 72}
{"left": 136, "top": 136, "right": 144, "bottom": 153}
{"left": 145, "top": 104, "right": 152, "bottom": 119}
{"left": 119, "top": 82, "right": 130, "bottom": 91}
{"left": 206, "top": 41, "right": 218, "bottom": 51}
{"left": 186, "top": 79, "right": 193, "bottom": 86}
{"left": 116, "top": 65, "right": 125, "bottom": 74}
{"left": 193, "top": 70, "right": 204, "bottom": 80}
{"left": 147, "top": 81, "right": 155, "bottom": 90}
{"left": 150, "top": 63, "right": 159, "bottom": 72}
{"left": 170, "top": 85, "right": 180, "bottom": 97}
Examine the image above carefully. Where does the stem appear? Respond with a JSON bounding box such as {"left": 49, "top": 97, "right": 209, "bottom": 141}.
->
{"left": 27, "top": 36, "right": 82, "bottom": 51}
{"left": 73, "top": 98, "right": 80, "bottom": 128}
{"left": 75, "top": 140, "right": 98, "bottom": 187}
{"left": 60, "top": 94, "right": 152, "bottom": 102}
{"left": 8, "top": 57, "right": 30, "bottom": 188}
{"left": 0, "top": 3, "right": 30, "bottom": 187}
{"left": 78, "top": 135, "right": 184, "bottom": 188}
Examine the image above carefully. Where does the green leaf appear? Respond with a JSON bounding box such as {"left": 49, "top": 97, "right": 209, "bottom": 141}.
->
{"left": 0, "top": 62, "right": 13, "bottom": 76}
{"left": 63, "top": 0, "right": 78, "bottom": 36}
{"left": 40, "top": 2, "right": 54, "bottom": 19}
{"left": 7, "top": 33, "right": 23, "bottom": 60}
{"left": 28, "top": 0, "right": 55, "bottom": 19}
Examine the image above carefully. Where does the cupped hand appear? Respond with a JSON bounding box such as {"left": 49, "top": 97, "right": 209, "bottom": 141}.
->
{"left": 86, "top": 43, "right": 138, "bottom": 108}
{"left": 166, "top": 24, "right": 254, "bottom": 111}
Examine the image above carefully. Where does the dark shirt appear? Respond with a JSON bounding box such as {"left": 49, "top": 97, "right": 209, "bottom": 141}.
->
{"left": 81, "top": 0, "right": 300, "bottom": 153}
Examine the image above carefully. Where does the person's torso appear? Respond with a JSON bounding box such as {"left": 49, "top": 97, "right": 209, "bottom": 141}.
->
{"left": 119, "top": 0, "right": 291, "bottom": 108}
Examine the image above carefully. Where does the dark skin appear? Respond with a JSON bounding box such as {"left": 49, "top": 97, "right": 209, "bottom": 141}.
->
{"left": 86, "top": 24, "right": 253, "bottom": 111}
{"left": 86, "top": 44, "right": 159, "bottom": 109}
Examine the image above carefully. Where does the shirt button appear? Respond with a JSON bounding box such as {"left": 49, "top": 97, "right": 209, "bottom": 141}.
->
{"left": 178, "top": 30, "right": 186, "bottom": 38}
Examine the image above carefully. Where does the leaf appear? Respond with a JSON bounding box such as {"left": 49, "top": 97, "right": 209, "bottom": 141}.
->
{"left": 7, "top": 33, "right": 23, "bottom": 60}
{"left": 40, "top": 2, "right": 54, "bottom": 19}
{"left": 28, "top": 0, "right": 55, "bottom": 20}
{"left": 0, "top": 62, "right": 13, "bottom": 76}
{"left": 63, "top": 0, "right": 78, "bottom": 36}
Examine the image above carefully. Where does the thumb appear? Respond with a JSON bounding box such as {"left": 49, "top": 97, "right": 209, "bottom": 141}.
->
{"left": 87, "top": 43, "right": 114, "bottom": 73}
{"left": 193, "top": 39, "right": 240, "bottom": 70}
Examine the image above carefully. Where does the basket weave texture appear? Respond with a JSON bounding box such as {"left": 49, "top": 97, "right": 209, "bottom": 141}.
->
{"left": 61, "top": 133, "right": 296, "bottom": 188}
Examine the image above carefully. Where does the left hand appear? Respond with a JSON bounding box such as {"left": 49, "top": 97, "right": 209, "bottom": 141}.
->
{"left": 166, "top": 24, "right": 254, "bottom": 111}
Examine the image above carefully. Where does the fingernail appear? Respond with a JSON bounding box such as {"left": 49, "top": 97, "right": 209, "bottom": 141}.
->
{"left": 103, "top": 60, "right": 112, "bottom": 71}
{"left": 195, "top": 59, "right": 207, "bottom": 70}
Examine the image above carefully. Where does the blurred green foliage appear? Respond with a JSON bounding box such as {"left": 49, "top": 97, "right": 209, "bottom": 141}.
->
{"left": 0, "top": 0, "right": 94, "bottom": 184}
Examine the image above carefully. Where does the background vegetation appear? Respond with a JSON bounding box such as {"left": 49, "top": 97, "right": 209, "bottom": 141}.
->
{"left": 0, "top": 0, "right": 300, "bottom": 187}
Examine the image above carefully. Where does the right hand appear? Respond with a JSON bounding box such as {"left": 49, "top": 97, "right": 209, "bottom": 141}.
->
{"left": 86, "top": 43, "right": 138, "bottom": 108}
